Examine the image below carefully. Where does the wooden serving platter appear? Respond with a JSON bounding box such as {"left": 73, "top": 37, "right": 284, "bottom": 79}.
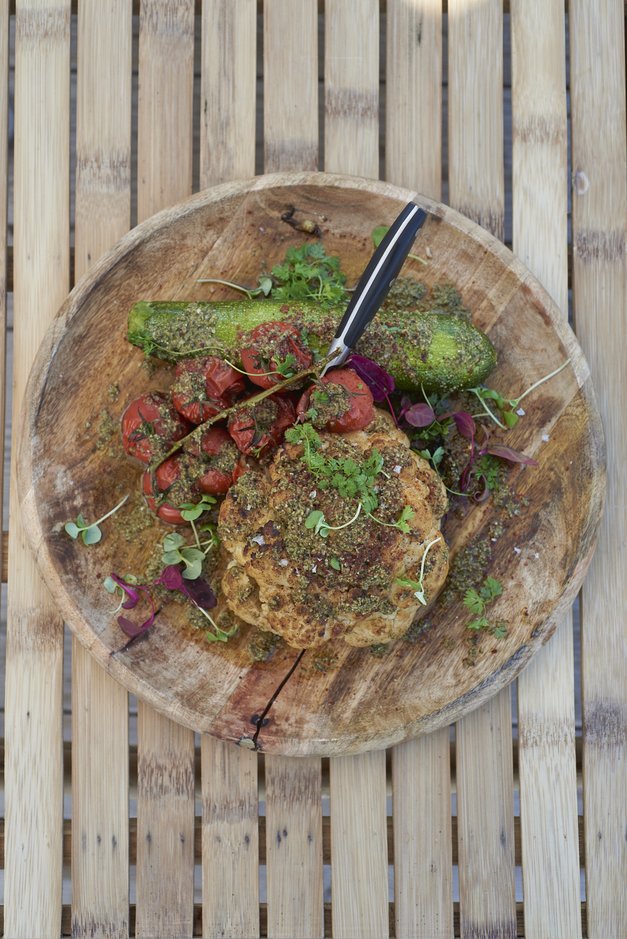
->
{"left": 18, "top": 173, "right": 604, "bottom": 757}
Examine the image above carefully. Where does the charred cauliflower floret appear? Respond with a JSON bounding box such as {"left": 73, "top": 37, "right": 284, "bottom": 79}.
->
{"left": 217, "top": 410, "right": 449, "bottom": 649}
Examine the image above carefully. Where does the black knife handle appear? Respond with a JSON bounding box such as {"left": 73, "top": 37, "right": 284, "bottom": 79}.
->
{"left": 333, "top": 203, "right": 427, "bottom": 351}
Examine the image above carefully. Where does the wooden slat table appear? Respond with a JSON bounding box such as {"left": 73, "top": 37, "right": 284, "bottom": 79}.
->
{"left": 1, "top": 2, "right": 625, "bottom": 937}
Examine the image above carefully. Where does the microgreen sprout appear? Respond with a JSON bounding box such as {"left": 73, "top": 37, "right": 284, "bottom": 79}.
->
{"left": 470, "top": 359, "right": 570, "bottom": 429}
{"left": 395, "top": 536, "right": 442, "bottom": 606}
{"left": 161, "top": 532, "right": 205, "bottom": 580}
{"left": 372, "top": 225, "right": 428, "bottom": 265}
{"left": 64, "top": 494, "right": 128, "bottom": 545}
{"left": 463, "top": 576, "right": 505, "bottom": 635}
{"left": 305, "top": 503, "right": 363, "bottom": 538}
{"left": 195, "top": 276, "right": 273, "bottom": 300}
{"left": 367, "top": 505, "right": 415, "bottom": 533}
{"left": 223, "top": 352, "right": 298, "bottom": 380}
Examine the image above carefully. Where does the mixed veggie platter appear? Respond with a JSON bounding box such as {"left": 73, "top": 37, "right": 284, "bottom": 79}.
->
{"left": 19, "top": 176, "right": 603, "bottom": 755}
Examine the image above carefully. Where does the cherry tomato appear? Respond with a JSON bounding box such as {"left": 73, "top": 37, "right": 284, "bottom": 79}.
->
{"left": 171, "top": 357, "right": 244, "bottom": 425}
{"left": 122, "top": 392, "right": 190, "bottom": 464}
{"left": 228, "top": 395, "right": 296, "bottom": 456}
{"left": 240, "top": 321, "right": 313, "bottom": 389}
{"left": 142, "top": 457, "right": 187, "bottom": 525}
{"left": 296, "top": 368, "right": 375, "bottom": 433}
{"left": 196, "top": 427, "right": 241, "bottom": 495}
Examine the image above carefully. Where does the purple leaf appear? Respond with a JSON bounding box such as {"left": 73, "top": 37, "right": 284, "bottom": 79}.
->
{"left": 453, "top": 411, "right": 476, "bottom": 441}
{"left": 484, "top": 444, "right": 538, "bottom": 466}
{"left": 346, "top": 354, "right": 395, "bottom": 402}
{"left": 157, "top": 564, "right": 185, "bottom": 591}
{"left": 404, "top": 402, "right": 437, "bottom": 428}
{"left": 109, "top": 573, "right": 141, "bottom": 610}
{"left": 182, "top": 578, "right": 217, "bottom": 610}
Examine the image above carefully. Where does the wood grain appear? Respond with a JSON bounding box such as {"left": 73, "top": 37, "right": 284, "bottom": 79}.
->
{"left": 200, "top": 736, "right": 260, "bottom": 939}
{"left": 324, "top": 0, "right": 379, "bottom": 178}
{"left": 392, "top": 729, "right": 453, "bottom": 938}
{"left": 200, "top": 0, "right": 256, "bottom": 190}
{"left": 135, "top": 2, "right": 196, "bottom": 935}
{"left": 385, "top": 0, "right": 442, "bottom": 194}
{"left": 71, "top": 3, "right": 132, "bottom": 934}
{"left": 447, "top": 0, "right": 504, "bottom": 239}
{"left": 0, "top": 0, "right": 7, "bottom": 590}
{"left": 263, "top": 0, "right": 318, "bottom": 172}
{"left": 569, "top": 2, "right": 627, "bottom": 936}
{"left": 386, "top": 13, "right": 452, "bottom": 934}
{"left": 330, "top": 751, "right": 389, "bottom": 939}
{"left": 457, "top": 696, "right": 516, "bottom": 937}
{"left": 447, "top": 4, "right": 517, "bottom": 937}
{"left": 199, "top": 6, "right": 263, "bottom": 934}
{"left": 265, "top": 757, "right": 323, "bottom": 938}
{"left": 4, "top": 1, "right": 70, "bottom": 935}
{"left": 262, "top": 11, "right": 324, "bottom": 935}
{"left": 511, "top": 4, "right": 583, "bottom": 937}
{"left": 137, "top": 0, "right": 195, "bottom": 223}
{"left": 17, "top": 173, "right": 605, "bottom": 756}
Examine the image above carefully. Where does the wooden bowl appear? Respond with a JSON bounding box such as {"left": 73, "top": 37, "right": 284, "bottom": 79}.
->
{"left": 18, "top": 172, "right": 604, "bottom": 756}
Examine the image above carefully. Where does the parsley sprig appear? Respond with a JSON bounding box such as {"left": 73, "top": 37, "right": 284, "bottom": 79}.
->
{"left": 463, "top": 575, "right": 506, "bottom": 636}
{"left": 197, "top": 242, "right": 349, "bottom": 307}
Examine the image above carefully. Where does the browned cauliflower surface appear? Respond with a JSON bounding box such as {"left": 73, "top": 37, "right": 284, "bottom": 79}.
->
{"left": 218, "top": 411, "right": 449, "bottom": 649}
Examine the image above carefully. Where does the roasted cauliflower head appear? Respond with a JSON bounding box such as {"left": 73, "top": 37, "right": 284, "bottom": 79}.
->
{"left": 218, "top": 411, "right": 449, "bottom": 649}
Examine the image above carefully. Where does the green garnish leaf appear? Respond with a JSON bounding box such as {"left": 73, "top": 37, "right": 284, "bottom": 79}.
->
{"left": 64, "top": 495, "right": 128, "bottom": 547}
{"left": 329, "top": 557, "right": 341, "bottom": 571}
{"left": 372, "top": 226, "right": 389, "bottom": 248}
{"left": 179, "top": 494, "right": 217, "bottom": 521}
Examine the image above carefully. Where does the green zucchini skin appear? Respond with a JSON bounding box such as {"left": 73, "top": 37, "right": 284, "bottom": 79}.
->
{"left": 127, "top": 298, "right": 496, "bottom": 394}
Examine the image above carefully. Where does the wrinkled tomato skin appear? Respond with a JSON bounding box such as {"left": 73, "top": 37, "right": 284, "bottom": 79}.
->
{"left": 228, "top": 395, "right": 296, "bottom": 455}
{"left": 122, "top": 392, "right": 189, "bottom": 463}
{"left": 171, "top": 357, "right": 245, "bottom": 425}
{"left": 240, "top": 321, "right": 313, "bottom": 390}
{"left": 196, "top": 427, "right": 239, "bottom": 495}
{"left": 141, "top": 457, "right": 186, "bottom": 525}
{"left": 297, "top": 368, "right": 375, "bottom": 433}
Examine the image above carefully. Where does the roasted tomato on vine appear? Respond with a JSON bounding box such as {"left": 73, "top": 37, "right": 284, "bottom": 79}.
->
{"left": 141, "top": 455, "right": 197, "bottom": 525}
{"left": 171, "top": 356, "right": 245, "bottom": 424}
{"left": 228, "top": 395, "right": 296, "bottom": 456}
{"left": 296, "top": 367, "right": 375, "bottom": 433}
{"left": 186, "top": 426, "right": 246, "bottom": 495}
{"left": 122, "top": 392, "right": 190, "bottom": 464}
{"left": 240, "top": 321, "right": 313, "bottom": 389}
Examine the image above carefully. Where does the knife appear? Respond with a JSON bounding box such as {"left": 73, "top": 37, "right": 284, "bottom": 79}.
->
{"left": 320, "top": 202, "right": 428, "bottom": 376}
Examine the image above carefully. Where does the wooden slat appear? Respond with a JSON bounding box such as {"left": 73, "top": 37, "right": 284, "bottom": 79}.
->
{"left": 200, "top": 0, "right": 256, "bottom": 189}
{"left": 263, "top": 0, "right": 318, "bottom": 172}
{"left": 510, "top": 4, "right": 583, "bottom": 937}
{"left": 137, "top": 0, "right": 195, "bottom": 224}
{"left": 0, "top": 811, "right": 590, "bottom": 869}
{"left": 324, "top": 0, "right": 379, "bottom": 178}
{"left": 0, "top": 900, "right": 594, "bottom": 939}
{"left": 456, "top": 696, "right": 516, "bottom": 937}
{"left": 197, "top": 4, "right": 262, "bottom": 935}
{"left": 200, "top": 737, "right": 260, "bottom": 938}
{"left": 135, "top": 709, "right": 196, "bottom": 938}
{"left": 0, "top": 0, "right": 7, "bottom": 589}
{"left": 330, "top": 752, "right": 389, "bottom": 939}
{"left": 448, "top": 3, "right": 516, "bottom": 937}
{"left": 70, "top": 3, "right": 132, "bottom": 935}
{"left": 387, "top": 8, "right": 452, "bottom": 935}
{"left": 3, "top": 1, "right": 70, "bottom": 934}
{"left": 135, "top": 2, "right": 196, "bottom": 935}
{"left": 265, "top": 757, "right": 323, "bottom": 939}
{"left": 322, "top": 12, "right": 390, "bottom": 936}
{"left": 569, "top": 2, "right": 627, "bottom": 937}
{"left": 448, "top": 0, "right": 504, "bottom": 239}
{"left": 258, "top": 5, "right": 325, "bottom": 936}
{"left": 392, "top": 729, "right": 452, "bottom": 939}
{"left": 385, "top": 0, "right": 442, "bottom": 193}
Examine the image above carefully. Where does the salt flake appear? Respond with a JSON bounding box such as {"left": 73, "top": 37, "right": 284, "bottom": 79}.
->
{"left": 542, "top": 434, "right": 550, "bottom": 442}
{"left": 393, "top": 465, "right": 402, "bottom": 474}
{"left": 516, "top": 407, "right": 526, "bottom": 416}
{"left": 513, "top": 547, "right": 522, "bottom": 555}
{"left": 251, "top": 534, "right": 266, "bottom": 546}
{"left": 279, "top": 559, "right": 289, "bottom": 567}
